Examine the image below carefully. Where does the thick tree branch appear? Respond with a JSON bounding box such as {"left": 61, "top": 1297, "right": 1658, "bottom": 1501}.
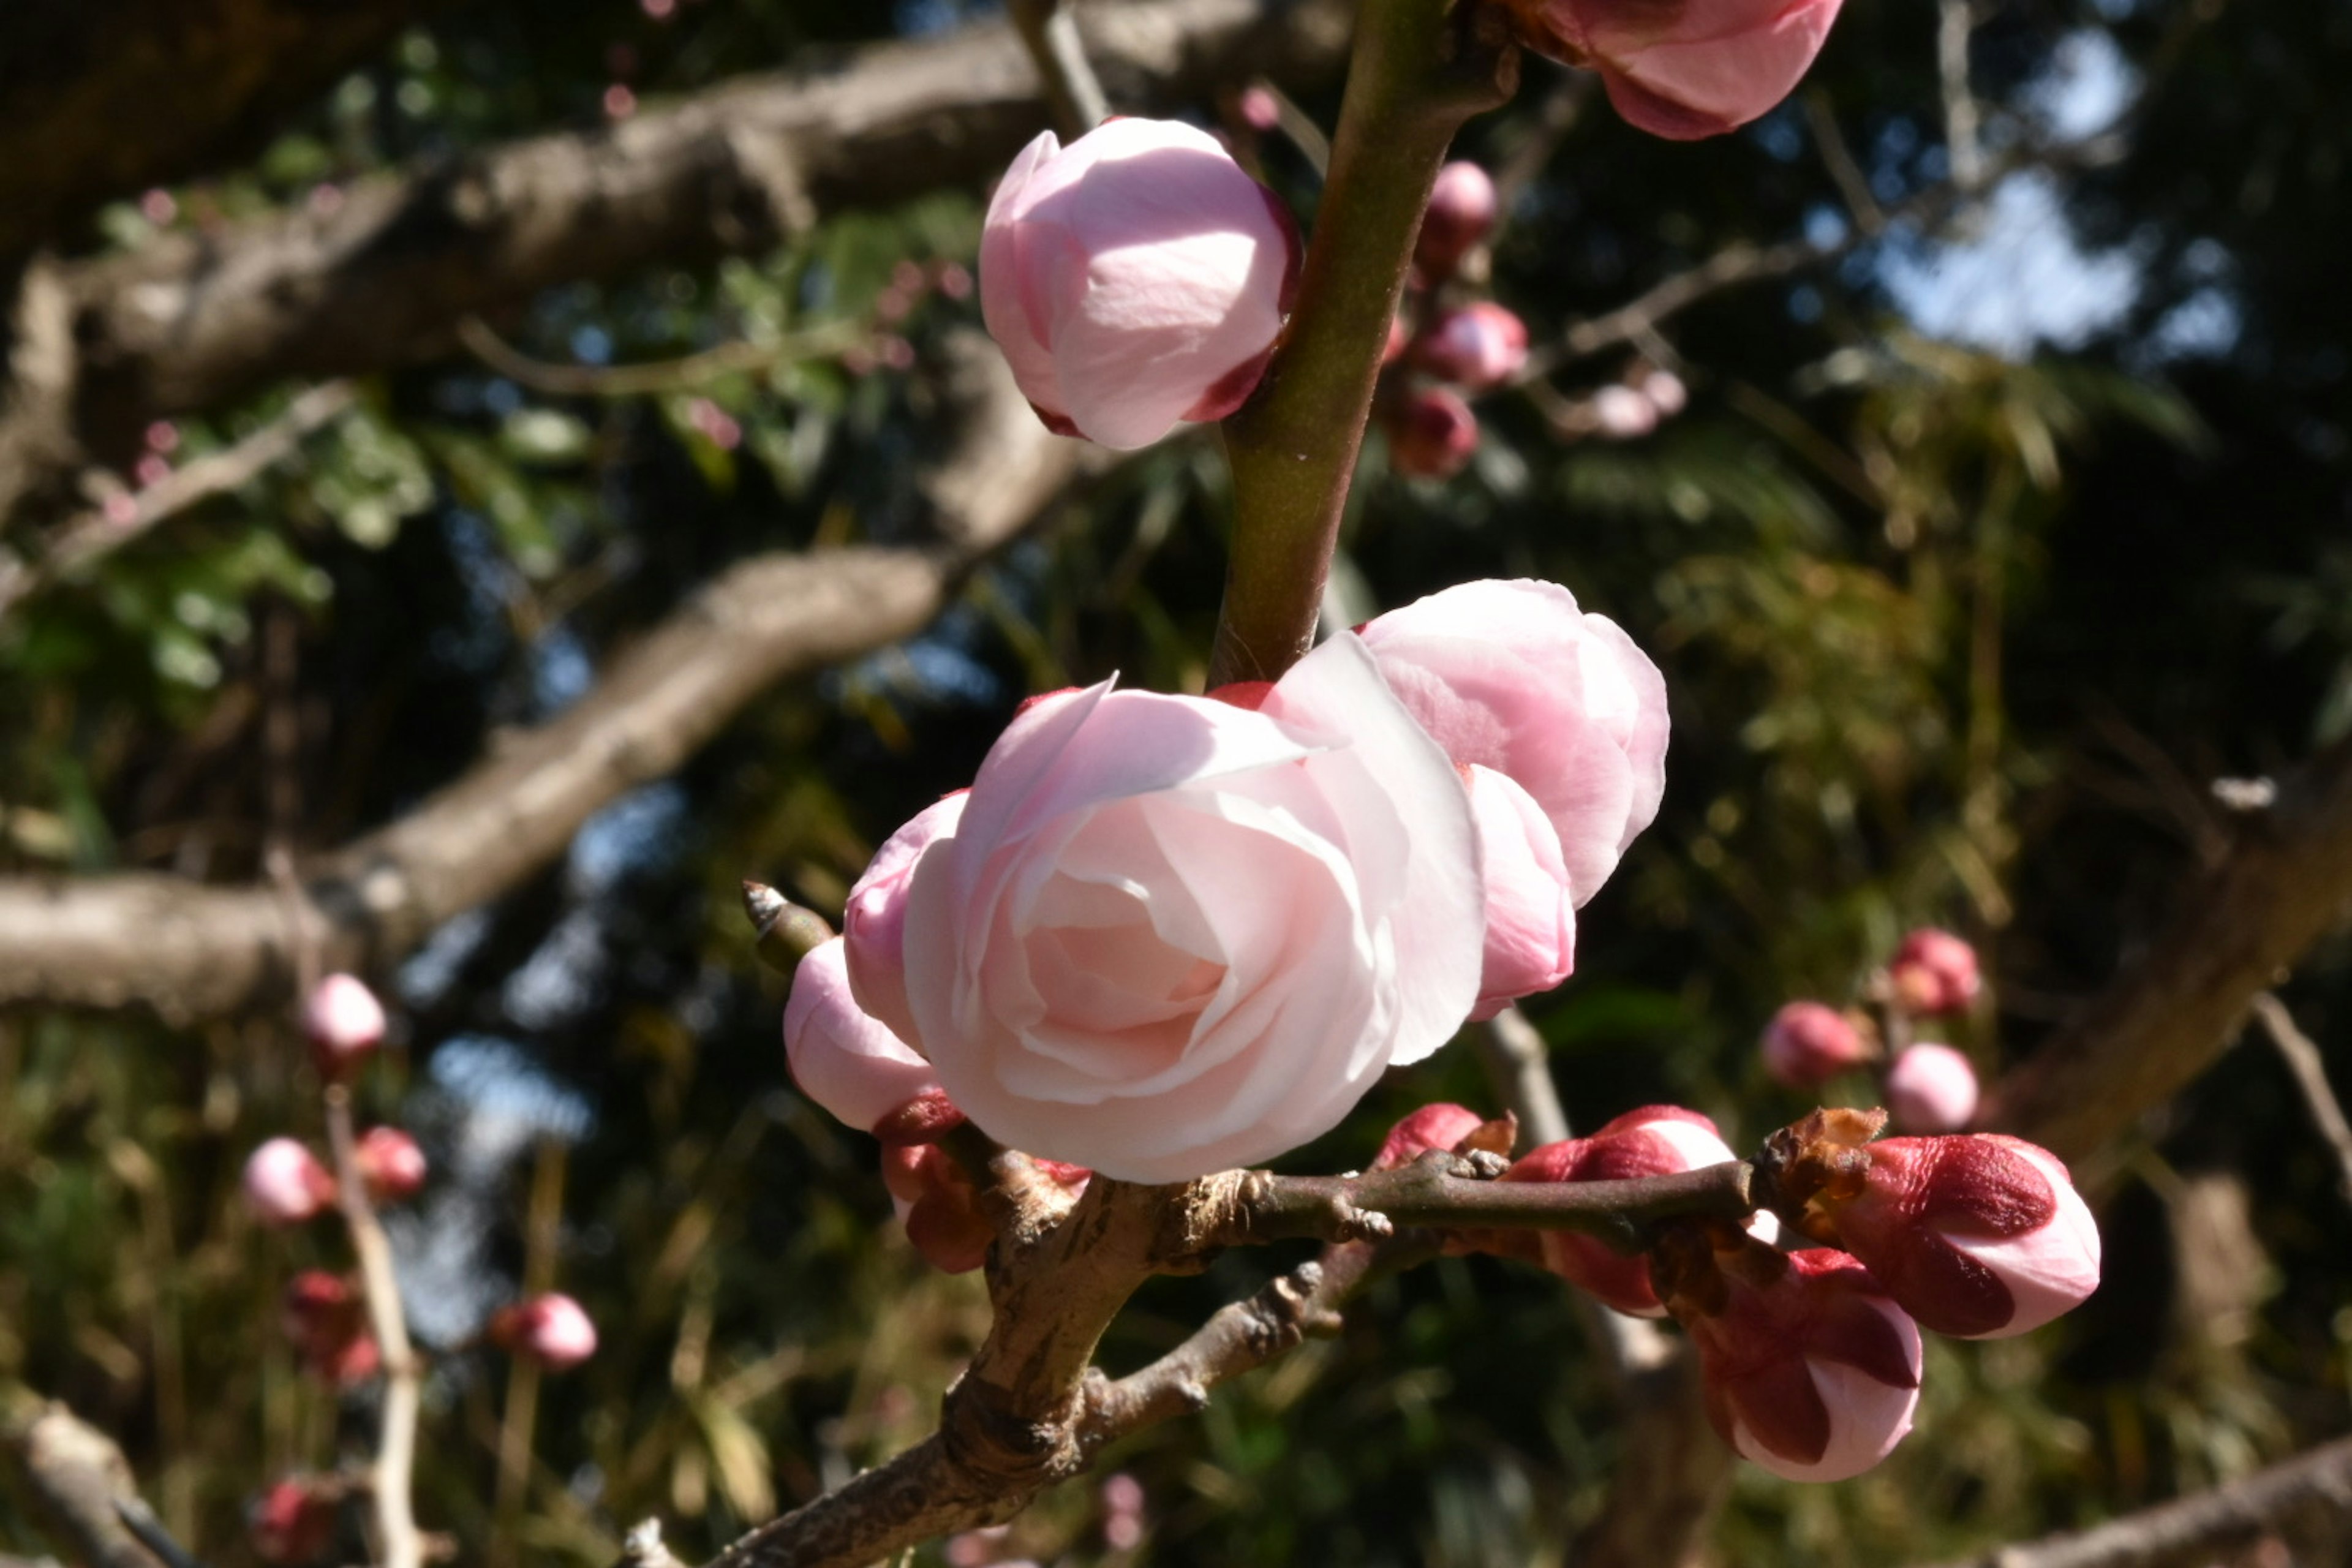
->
{"left": 1989, "top": 734, "right": 2352, "bottom": 1163}
{"left": 1915, "top": 1434, "right": 2352, "bottom": 1568}
{"left": 0, "top": 337, "right": 1084, "bottom": 1020}
{"left": 1, "top": 1398, "right": 172, "bottom": 1568}
{"left": 31, "top": 0, "right": 1348, "bottom": 466}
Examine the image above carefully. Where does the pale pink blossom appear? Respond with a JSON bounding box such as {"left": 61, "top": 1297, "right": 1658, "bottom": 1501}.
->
{"left": 1385, "top": 385, "right": 1479, "bottom": 478}
{"left": 303, "top": 973, "right": 386, "bottom": 1068}
{"left": 891, "top": 634, "right": 1484, "bottom": 1182}
{"left": 354, "top": 1127, "right": 428, "bottom": 1204}
{"left": 1462, "top": 764, "right": 1576, "bottom": 1018}
{"left": 1591, "top": 382, "right": 1659, "bottom": 439}
{"left": 1760, "top": 1001, "right": 1868, "bottom": 1088}
{"left": 1820, "top": 1134, "right": 2100, "bottom": 1339}
{"left": 981, "top": 118, "right": 1300, "bottom": 449}
{"left": 495, "top": 1293, "right": 598, "bottom": 1370}
{"left": 1890, "top": 927, "right": 1980, "bottom": 1014}
{"left": 785, "top": 938, "right": 955, "bottom": 1140}
{"left": 1676, "top": 1245, "right": 1921, "bottom": 1482}
{"left": 1502, "top": 0, "right": 1844, "bottom": 141}
{"left": 1638, "top": 367, "right": 1689, "bottom": 417}
{"left": 243, "top": 1138, "right": 335, "bottom": 1226}
{"left": 1884, "top": 1042, "right": 1979, "bottom": 1133}
{"left": 1415, "top": 303, "right": 1529, "bottom": 390}
{"left": 1416, "top": 161, "right": 1498, "bottom": 279}
{"left": 1356, "top": 578, "right": 1670, "bottom": 906}
{"left": 844, "top": 793, "right": 968, "bottom": 1045}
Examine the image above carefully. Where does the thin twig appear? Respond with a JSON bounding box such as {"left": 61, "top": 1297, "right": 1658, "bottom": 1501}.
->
{"left": 1913, "top": 1432, "right": 2352, "bottom": 1568}
{"left": 458, "top": 317, "right": 864, "bottom": 399}
{"left": 325, "top": 1088, "right": 426, "bottom": 1568}
{"left": 1939, "top": 0, "right": 1986, "bottom": 192}
{"left": 489, "top": 1140, "right": 569, "bottom": 1568}
{"left": 1802, "top": 89, "right": 1885, "bottom": 235}
{"left": 110, "top": 1499, "right": 209, "bottom": 1568}
{"left": 1474, "top": 1007, "right": 1570, "bottom": 1147}
{"left": 0, "top": 382, "right": 354, "bottom": 622}
{"left": 2249, "top": 993, "right": 2352, "bottom": 1207}
{"left": 1008, "top": 0, "right": 1110, "bottom": 137}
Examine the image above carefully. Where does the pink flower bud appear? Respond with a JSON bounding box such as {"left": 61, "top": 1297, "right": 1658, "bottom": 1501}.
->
{"left": 303, "top": 973, "right": 386, "bottom": 1072}
{"left": 249, "top": 1477, "right": 338, "bottom": 1564}
{"left": 1463, "top": 764, "right": 1577, "bottom": 1019}
{"left": 1355, "top": 578, "right": 1670, "bottom": 908}
{"left": 1372, "top": 1102, "right": 1498, "bottom": 1170}
{"left": 1416, "top": 161, "right": 1498, "bottom": 279}
{"left": 980, "top": 119, "right": 1301, "bottom": 449}
{"left": 1414, "top": 303, "right": 1530, "bottom": 391}
{"left": 1760, "top": 1001, "right": 1868, "bottom": 1088}
{"left": 881, "top": 1144, "right": 1087, "bottom": 1273}
{"left": 282, "top": 1272, "right": 379, "bottom": 1385}
{"left": 785, "top": 937, "right": 960, "bottom": 1142}
{"left": 354, "top": 1127, "right": 427, "bottom": 1204}
{"left": 1590, "top": 382, "right": 1659, "bottom": 439}
{"left": 243, "top": 1137, "right": 336, "bottom": 1226}
{"left": 1637, "top": 367, "right": 1688, "bottom": 417}
{"left": 1501, "top": 0, "right": 1844, "bottom": 141}
{"left": 1889, "top": 927, "right": 1979, "bottom": 1014}
{"left": 1384, "top": 385, "right": 1479, "bottom": 479}
{"left": 844, "top": 793, "right": 969, "bottom": 1045}
{"left": 1883, "top": 1043, "right": 1978, "bottom": 1134}
{"left": 1674, "top": 1245, "right": 1921, "bottom": 1482}
{"left": 1237, "top": 85, "right": 1281, "bottom": 134}
{"left": 492, "top": 1293, "right": 598, "bottom": 1370}
{"left": 1503, "top": 1106, "right": 1746, "bottom": 1315}
{"left": 1817, "top": 1135, "right": 2100, "bottom": 1339}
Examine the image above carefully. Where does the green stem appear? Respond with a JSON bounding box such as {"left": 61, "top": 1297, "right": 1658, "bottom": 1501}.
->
{"left": 1210, "top": 0, "right": 1516, "bottom": 685}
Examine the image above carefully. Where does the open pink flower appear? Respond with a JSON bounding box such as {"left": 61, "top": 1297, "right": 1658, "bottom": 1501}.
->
{"left": 844, "top": 793, "right": 967, "bottom": 1046}
{"left": 1817, "top": 1134, "right": 2101, "bottom": 1339}
{"left": 981, "top": 118, "right": 1300, "bottom": 449}
{"left": 1357, "top": 578, "right": 1669, "bottom": 907}
{"left": 1761, "top": 1001, "right": 1868, "bottom": 1088}
{"left": 1676, "top": 1244, "right": 1921, "bottom": 1481}
{"left": 1884, "top": 1042, "right": 1979, "bottom": 1133}
{"left": 891, "top": 635, "right": 1483, "bottom": 1183}
{"left": 786, "top": 937, "right": 960, "bottom": 1142}
{"left": 1503, "top": 0, "right": 1844, "bottom": 141}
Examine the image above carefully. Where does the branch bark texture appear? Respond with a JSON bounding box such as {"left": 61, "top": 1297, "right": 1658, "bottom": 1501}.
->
{"left": 1, "top": 1400, "right": 171, "bottom": 1568}
{"left": 0, "top": 337, "right": 1081, "bottom": 1020}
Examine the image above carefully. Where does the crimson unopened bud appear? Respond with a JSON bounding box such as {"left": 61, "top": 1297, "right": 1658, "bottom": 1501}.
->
{"left": 243, "top": 1137, "right": 336, "bottom": 1226}
{"left": 1415, "top": 303, "right": 1530, "bottom": 391}
{"left": 1385, "top": 386, "right": 1479, "bottom": 480}
{"left": 881, "top": 1144, "right": 1087, "bottom": 1273}
{"left": 1889, "top": 927, "right": 1979, "bottom": 1014}
{"left": 1760, "top": 1001, "right": 1869, "bottom": 1088}
{"left": 303, "top": 973, "right": 386, "bottom": 1074}
{"left": 1415, "top": 161, "right": 1498, "bottom": 280}
{"left": 491, "top": 1292, "right": 598, "bottom": 1370}
{"left": 1812, "top": 1135, "right": 2100, "bottom": 1339}
{"left": 1667, "top": 1240, "right": 1921, "bottom": 1482}
{"left": 249, "top": 1477, "right": 338, "bottom": 1564}
{"left": 1502, "top": 1106, "right": 1765, "bottom": 1315}
{"left": 1372, "top": 1102, "right": 1513, "bottom": 1170}
{"left": 282, "top": 1272, "right": 379, "bottom": 1385}
{"left": 1884, "top": 1042, "right": 1978, "bottom": 1134}
{"left": 355, "top": 1127, "right": 428, "bottom": 1204}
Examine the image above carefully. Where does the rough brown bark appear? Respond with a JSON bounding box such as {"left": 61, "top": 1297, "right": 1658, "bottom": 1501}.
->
{"left": 0, "top": 336, "right": 1084, "bottom": 1020}
{"left": 42, "top": 0, "right": 1349, "bottom": 458}
{"left": 1, "top": 1399, "right": 170, "bottom": 1568}
{"left": 0, "top": 0, "right": 459, "bottom": 265}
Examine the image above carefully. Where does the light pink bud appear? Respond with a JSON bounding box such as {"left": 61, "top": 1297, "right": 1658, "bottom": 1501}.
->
{"left": 1463, "top": 765, "right": 1576, "bottom": 1019}
{"left": 494, "top": 1293, "right": 598, "bottom": 1370}
{"left": 1503, "top": 1106, "right": 1743, "bottom": 1315}
{"left": 1760, "top": 1001, "right": 1868, "bottom": 1088}
{"left": 1590, "top": 382, "right": 1659, "bottom": 439}
{"left": 1237, "top": 85, "right": 1281, "bottom": 133}
{"left": 1884, "top": 1043, "right": 1978, "bottom": 1133}
{"left": 1415, "top": 303, "right": 1530, "bottom": 391}
{"left": 1384, "top": 385, "right": 1479, "bottom": 479}
{"left": 303, "top": 973, "right": 386, "bottom": 1070}
{"left": 980, "top": 119, "right": 1301, "bottom": 449}
{"left": 1501, "top": 0, "right": 1844, "bottom": 141}
{"left": 1373, "top": 1102, "right": 1491, "bottom": 1170}
{"left": 1821, "top": 1135, "right": 2100, "bottom": 1338}
{"left": 243, "top": 1138, "right": 336, "bottom": 1226}
{"left": 282, "top": 1272, "right": 379, "bottom": 1385}
{"left": 354, "top": 1127, "right": 427, "bottom": 1204}
{"left": 1638, "top": 368, "right": 1688, "bottom": 417}
{"left": 1417, "top": 161, "right": 1498, "bottom": 279}
{"left": 1356, "top": 578, "right": 1670, "bottom": 908}
{"left": 844, "top": 793, "right": 968, "bottom": 1044}
{"left": 786, "top": 938, "right": 958, "bottom": 1140}
{"left": 249, "top": 1477, "right": 338, "bottom": 1564}
{"left": 1889, "top": 927, "right": 1979, "bottom": 1013}
{"left": 1677, "top": 1246, "right": 1921, "bottom": 1482}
